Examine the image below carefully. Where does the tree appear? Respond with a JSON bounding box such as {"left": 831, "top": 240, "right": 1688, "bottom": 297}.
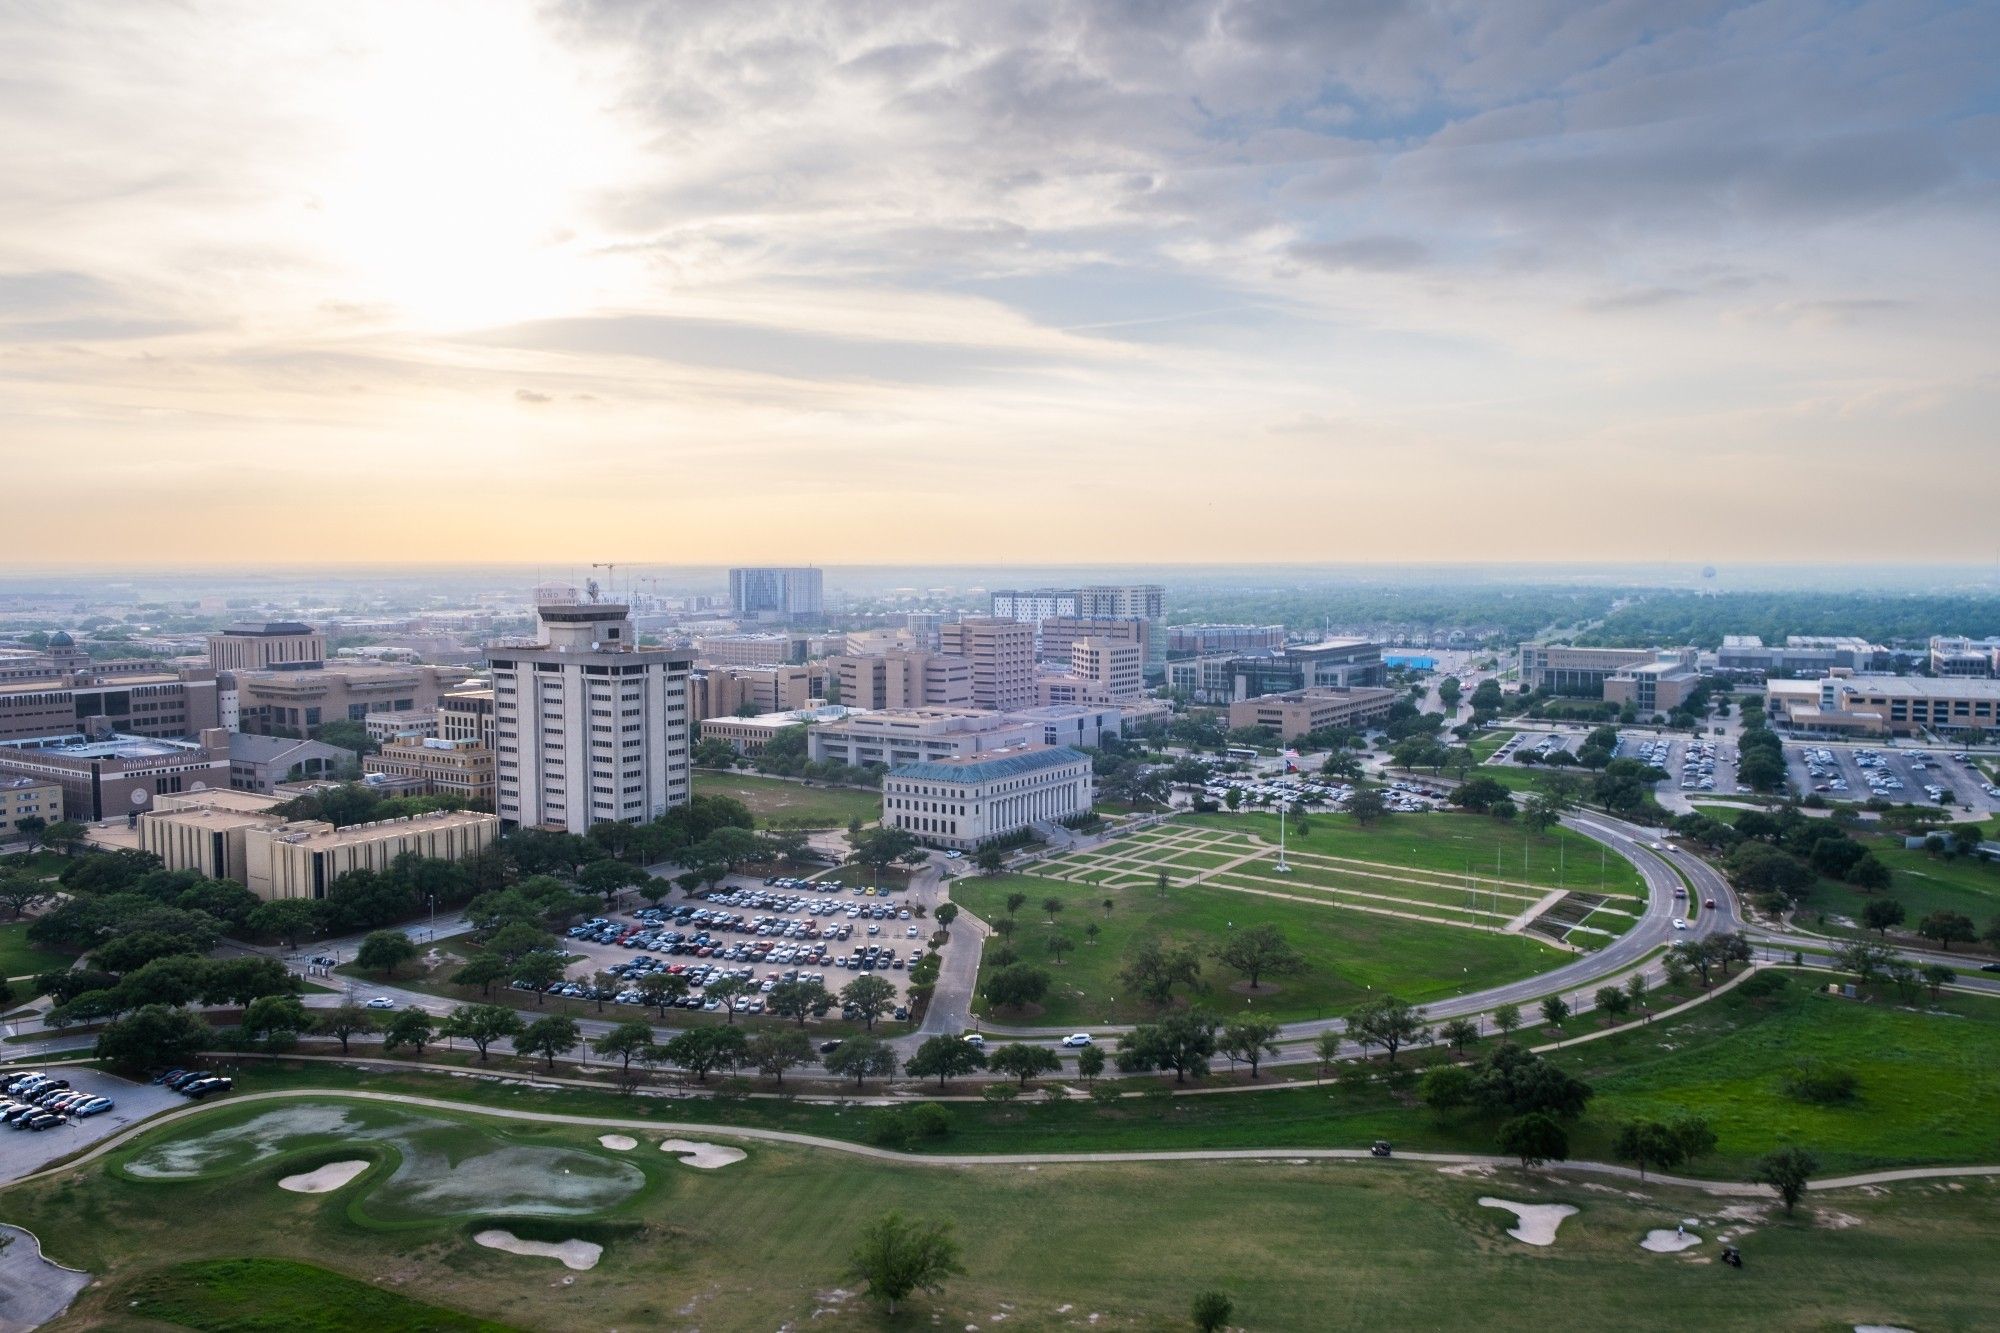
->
{"left": 826, "top": 1034, "right": 898, "bottom": 1087}
{"left": 1756, "top": 1147, "right": 1819, "bottom": 1214}
{"left": 1521, "top": 794, "right": 1563, "bottom": 834}
{"left": 1346, "top": 788, "right": 1386, "bottom": 826}
{"left": 1115, "top": 1010, "right": 1220, "bottom": 1083}
{"left": 904, "top": 1033, "right": 987, "bottom": 1088}
{"left": 247, "top": 898, "right": 318, "bottom": 950}
{"left": 1848, "top": 854, "right": 1893, "bottom": 893}
{"left": 1075, "top": 1044, "right": 1107, "bottom": 1084}
{"left": 0, "top": 871, "right": 53, "bottom": 921}
{"left": 593, "top": 1020, "right": 654, "bottom": 1072}
{"left": 707, "top": 974, "right": 750, "bottom": 1023}
{"left": 450, "top": 954, "right": 512, "bottom": 998}
{"left": 769, "top": 978, "right": 833, "bottom": 1025}
{"left": 1041, "top": 895, "right": 1065, "bottom": 922}
{"left": 511, "top": 949, "right": 567, "bottom": 1004}
{"left": 1593, "top": 986, "right": 1631, "bottom": 1026}
{"left": 1861, "top": 898, "right": 1906, "bottom": 937}
{"left": 42, "top": 820, "right": 88, "bottom": 857}
{"left": 241, "top": 994, "right": 309, "bottom": 1046}
{"left": 312, "top": 1003, "right": 378, "bottom": 1055}
{"left": 842, "top": 974, "right": 899, "bottom": 1029}
{"left": 747, "top": 1028, "right": 814, "bottom": 1085}
{"left": 1917, "top": 910, "right": 1976, "bottom": 950}
{"left": 1120, "top": 937, "right": 1203, "bottom": 1005}
{"left": 1348, "top": 995, "right": 1426, "bottom": 1062}
{"left": 974, "top": 847, "right": 1005, "bottom": 875}
{"left": 1491, "top": 1001, "right": 1521, "bottom": 1037}
{"left": 354, "top": 930, "right": 420, "bottom": 977}
{"left": 1540, "top": 994, "right": 1571, "bottom": 1033}
{"left": 1612, "top": 1119, "right": 1685, "bottom": 1180}
{"left": 1921, "top": 963, "right": 1956, "bottom": 999}
{"left": 1668, "top": 1113, "right": 1718, "bottom": 1168}
{"left": 1420, "top": 1064, "right": 1474, "bottom": 1117}
{"left": 664, "top": 1025, "right": 748, "bottom": 1082}
{"left": 1625, "top": 972, "right": 1648, "bottom": 1018}
{"left": 1438, "top": 1017, "right": 1479, "bottom": 1055}
{"left": 518, "top": 1014, "right": 581, "bottom": 1070}
{"left": 1005, "top": 891, "right": 1028, "bottom": 917}
{"left": 1314, "top": 1030, "right": 1342, "bottom": 1083}
{"left": 988, "top": 1042, "right": 1061, "bottom": 1087}
{"left": 1497, "top": 1112, "right": 1569, "bottom": 1169}
{"left": 934, "top": 902, "right": 959, "bottom": 932}
{"left": 1190, "top": 1291, "right": 1234, "bottom": 1333}
{"left": 1220, "top": 1018, "right": 1282, "bottom": 1078}
{"left": 1212, "top": 923, "right": 1306, "bottom": 990}
{"left": 440, "top": 1004, "right": 522, "bottom": 1061}
{"left": 1832, "top": 940, "right": 1895, "bottom": 984}
{"left": 1046, "top": 931, "right": 1075, "bottom": 964}
{"left": 846, "top": 1212, "right": 966, "bottom": 1315}
{"left": 1471, "top": 1043, "right": 1594, "bottom": 1120}
{"left": 381, "top": 1007, "right": 436, "bottom": 1057}
{"left": 637, "top": 969, "right": 692, "bottom": 1016}
{"left": 981, "top": 964, "right": 1051, "bottom": 1011}
{"left": 95, "top": 1005, "right": 211, "bottom": 1073}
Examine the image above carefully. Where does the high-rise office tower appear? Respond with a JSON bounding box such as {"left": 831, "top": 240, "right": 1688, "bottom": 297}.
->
{"left": 938, "top": 617, "right": 1035, "bottom": 711}
{"left": 729, "top": 567, "right": 824, "bottom": 624}
{"left": 488, "top": 598, "right": 692, "bottom": 833}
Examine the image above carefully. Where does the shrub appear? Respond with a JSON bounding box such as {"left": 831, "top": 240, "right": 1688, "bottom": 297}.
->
{"left": 1782, "top": 1061, "right": 1859, "bottom": 1105}
{"left": 1737, "top": 970, "right": 1790, "bottom": 999}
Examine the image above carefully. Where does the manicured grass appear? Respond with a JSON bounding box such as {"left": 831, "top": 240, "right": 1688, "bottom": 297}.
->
{"left": 953, "top": 869, "right": 1568, "bottom": 1025}
{"left": 1465, "top": 729, "right": 1519, "bottom": 761}
{"left": 0, "top": 920, "right": 72, "bottom": 979}
{"left": 1811, "top": 841, "right": 2000, "bottom": 939}
{"left": 0, "top": 849, "right": 67, "bottom": 879}
{"left": 124, "top": 1258, "right": 518, "bottom": 1332}
{"left": 1187, "top": 811, "right": 1645, "bottom": 896}
{"left": 9, "top": 1089, "right": 2000, "bottom": 1331}
{"left": 692, "top": 772, "right": 881, "bottom": 829}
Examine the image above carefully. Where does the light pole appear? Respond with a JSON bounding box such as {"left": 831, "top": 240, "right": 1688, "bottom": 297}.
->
{"left": 1274, "top": 805, "right": 1291, "bottom": 873}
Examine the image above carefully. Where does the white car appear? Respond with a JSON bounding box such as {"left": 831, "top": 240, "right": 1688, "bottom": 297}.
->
{"left": 962, "top": 1032, "right": 985, "bottom": 1047}
{"left": 1671, "top": 918, "right": 1689, "bottom": 931}
{"left": 365, "top": 996, "right": 395, "bottom": 1010}
{"left": 1061, "top": 1033, "right": 1093, "bottom": 1048}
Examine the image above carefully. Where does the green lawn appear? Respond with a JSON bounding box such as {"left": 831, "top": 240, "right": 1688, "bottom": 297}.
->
{"left": 692, "top": 772, "right": 880, "bottom": 829}
{"left": 11, "top": 1091, "right": 2000, "bottom": 1332}
{"left": 1465, "top": 729, "right": 1519, "bottom": 761}
{"left": 1811, "top": 841, "right": 2000, "bottom": 939}
{"left": 1187, "top": 810, "right": 1646, "bottom": 896}
{"left": 124, "top": 1258, "right": 518, "bottom": 1332}
{"left": 953, "top": 869, "right": 1568, "bottom": 1025}
{"left": 93, "top": 973, "right": 2000, "bottom": 1176}
{"left": 0, "top": 920, "right": 72, "bottom": 979}
{"left": 0, "top": 849, "right": 67, "bottom": 879}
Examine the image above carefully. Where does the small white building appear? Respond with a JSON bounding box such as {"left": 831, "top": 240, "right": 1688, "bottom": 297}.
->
{"left": 882, "top": 744, "right": 1092, "bottom": 851}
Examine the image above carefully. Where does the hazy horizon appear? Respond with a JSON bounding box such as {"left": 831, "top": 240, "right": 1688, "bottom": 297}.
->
{"left": 5, "top": 2, "right": 1996, "bottom": 565}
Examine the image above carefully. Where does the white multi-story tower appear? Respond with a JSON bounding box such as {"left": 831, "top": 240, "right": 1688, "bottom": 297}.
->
{"left": 488, "top": 598, "right": 692, "bottom": 833}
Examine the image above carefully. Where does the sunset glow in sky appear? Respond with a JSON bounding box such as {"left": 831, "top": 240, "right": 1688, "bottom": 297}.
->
{"left": 3, "top": 1, "right": 1995, "bottom": 566}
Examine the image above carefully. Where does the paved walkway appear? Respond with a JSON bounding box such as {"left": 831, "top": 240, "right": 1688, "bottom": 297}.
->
{"left": 14, "top": 1086, "right": 1999, "bottom": 1203}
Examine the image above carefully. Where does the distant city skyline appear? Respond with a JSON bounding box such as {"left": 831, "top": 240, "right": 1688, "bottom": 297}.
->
{"left": 3, "top": 2, "right": 1995, "bottom": 564}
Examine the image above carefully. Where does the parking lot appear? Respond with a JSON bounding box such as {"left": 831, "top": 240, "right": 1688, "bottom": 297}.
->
{"left": 1195, "top": 766, "right": 1444, "bottom": 815}
{"left": 0, "top": 1067, "right": 184, "bottom": 1183}
{"left": 1618, "top": 732, "right": 1740, "bottom": 797}
{"left": 1787, "top": 742, "right": 1997, "bottom": 812}
{"left": 522, "top": 874, "right": 931, "bottom": 1020}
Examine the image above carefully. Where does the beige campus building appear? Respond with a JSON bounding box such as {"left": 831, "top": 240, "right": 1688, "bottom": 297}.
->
{"left": 1035, "top": 616, "right": 1151, "bottom": 667}
{"left": 0, "top": 776, "right": 61, "bottom": 840}
{"left": 938, "top": 618, "right": 1035, "bottom": 711}
{"left": 828, "top": 649, "right": 972, "bottom": 711}
{"left": 882, "top": 745, "right": 1093, "bottom": 852}
{"left": 689, "top": 663, "right": 827, "bottom": 720}
{"left": 1766, "top": 673, "right": 2000, "bottom": 737}
{"left": 806, "top": 708, "right": 1036, "bottom": 769}
{"left": 1228, "top": 686, "right": 1399, "bottom": 742}
{"left": 1516, "top": 644, "right": 1662, "bottom": 694}
{"left": 362, "top": 737, "right": 497, "bottom": 806}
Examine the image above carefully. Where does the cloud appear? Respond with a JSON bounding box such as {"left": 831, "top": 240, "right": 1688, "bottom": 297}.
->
{"left": 1288, "top": 235, "right": 1430, "bottom": 272}
{"left": 514, "top": 388, "right": 553, "bottom": 403}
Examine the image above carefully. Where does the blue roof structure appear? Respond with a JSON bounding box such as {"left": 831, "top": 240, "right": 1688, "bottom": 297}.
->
{"left": 889, "top": 746, "right": 1085, "bottom": 785}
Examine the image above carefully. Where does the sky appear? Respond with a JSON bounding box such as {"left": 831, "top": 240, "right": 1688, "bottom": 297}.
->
{"left": 2, "top": 1, "right": 1996, "bottom": 568}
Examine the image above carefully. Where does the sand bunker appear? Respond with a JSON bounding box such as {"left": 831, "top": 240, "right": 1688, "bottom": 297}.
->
{"left": 1641, "top": 1228, "right": 1702, "bottom": 1253}
{"left": 279, "top": 1160, "right": 370, "bottom": 1194}
{"left": 1479, "top": 1198, "right": 1577, "bottom": 1246}
{"left": 597, "top": 1134, "right": 637, "bottom": 1151}
{"left": 472, "top": 1229, "right": 601, "bottom": 1271}
{"left": 660, "top": 1138, "right": 746, "bottom": 1169}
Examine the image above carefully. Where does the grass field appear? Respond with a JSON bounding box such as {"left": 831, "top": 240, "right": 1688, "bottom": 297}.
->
{"left": 0, "top": 920, "right": 71, "bottom": 979}
{"left": 125, "top": 1258, "right": 518, "bottom": 1332}
{"left": 1186, "top": 811, "right": 1646, "bottom": 896}
{"left": 92, "top": 972, "right": 2000, "bottom": 1177}
{"left": 953, "top": 868, "right": 1570, "bottom": 1025}
{"left": 692, "top": 773, "right": 880, "bottom": 829}
{"left": 1465, "top": 729, "right": 1519, "bottom": 761}
{"left": 1811, "top": 841, "right": 2000, "bottom": 940}
{"left": 10, "top": 1091, "right": 2000, "bottom": 1332}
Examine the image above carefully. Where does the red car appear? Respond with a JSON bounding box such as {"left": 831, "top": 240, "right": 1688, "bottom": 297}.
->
{"left": 1703, "top": 898, "right": 1717, "bottom": 910}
